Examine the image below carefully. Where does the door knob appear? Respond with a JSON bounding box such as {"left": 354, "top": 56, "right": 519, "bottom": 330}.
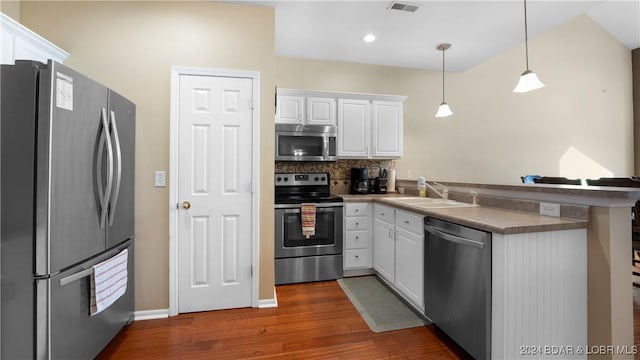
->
{"left": 182, "top": 201, "right": 191, "bottom": 209}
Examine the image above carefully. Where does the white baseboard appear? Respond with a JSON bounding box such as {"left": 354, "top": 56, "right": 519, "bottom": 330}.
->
{"left": 134, "top": 308, "right": 169, "bottom": 321}
{"left": 258, "top": 288, "right": 278, "bottom": 308}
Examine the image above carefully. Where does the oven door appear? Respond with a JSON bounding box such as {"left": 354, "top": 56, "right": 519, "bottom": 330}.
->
{"left": 275, "top": 203, "right": 343, "bottom": 258}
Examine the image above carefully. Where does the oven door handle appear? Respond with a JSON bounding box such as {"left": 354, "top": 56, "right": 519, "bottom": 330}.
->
{"left": 274, "top": 202, "right": 344, "bottom": 209}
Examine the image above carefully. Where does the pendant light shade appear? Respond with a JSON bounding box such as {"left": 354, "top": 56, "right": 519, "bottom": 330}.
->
{"left": 435, "top": 43, "right": 453, "bottom": 118}
{"left": 513, "top": 69, "right": 545, "bottom": 93}
{"left": 513, "top": 0, "right": 545, "bottom": 93}
{"left": 435, "top": 102, "right": 453, "bottom": 118}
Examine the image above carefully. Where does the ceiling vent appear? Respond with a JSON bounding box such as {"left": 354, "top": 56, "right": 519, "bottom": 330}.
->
{"left": 387, "top": 1, "right": 420, "bottom": 13}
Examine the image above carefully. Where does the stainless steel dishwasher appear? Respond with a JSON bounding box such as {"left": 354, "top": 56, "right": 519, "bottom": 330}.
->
{"left": 424, "top": 217, "right": 491, "bottom": 360}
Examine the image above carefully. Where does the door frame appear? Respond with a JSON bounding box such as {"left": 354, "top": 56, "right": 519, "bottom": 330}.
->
{"left": 168, "top": 66, "right": 261, "bottom": 316}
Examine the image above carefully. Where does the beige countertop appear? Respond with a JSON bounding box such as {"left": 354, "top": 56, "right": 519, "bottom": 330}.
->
{"left": 339, "top": 193, "right": 588, "bottom": 234}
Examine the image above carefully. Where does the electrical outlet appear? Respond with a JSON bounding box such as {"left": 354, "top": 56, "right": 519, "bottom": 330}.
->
{"left": 540, "top": 202, "right": 560, "bottom": 217}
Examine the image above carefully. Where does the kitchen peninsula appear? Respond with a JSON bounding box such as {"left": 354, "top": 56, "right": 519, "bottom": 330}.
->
{"left": 341, "top": 180, "right": 639, "bottom": 360}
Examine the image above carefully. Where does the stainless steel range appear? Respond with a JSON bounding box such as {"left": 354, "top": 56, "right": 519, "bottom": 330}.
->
{"left": 274, "top": 173, "right": 344, "bottom": 285}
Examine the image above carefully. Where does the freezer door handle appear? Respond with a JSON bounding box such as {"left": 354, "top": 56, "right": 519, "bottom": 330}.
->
{"left": 59, "top": 268, "right": 93, "bottom": 287}
{"left": 59, "top": 240, "right": 131, "bottom": 286}
{"left": 97, "top": 108, "right": 114, "bottom": 228}
{"left": 108, "top": 110, "right": 122, "bottom": 226}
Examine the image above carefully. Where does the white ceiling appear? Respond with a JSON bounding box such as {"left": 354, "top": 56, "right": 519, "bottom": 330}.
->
{"left": 230, "top": 0, "right": 640, "bottom": 72}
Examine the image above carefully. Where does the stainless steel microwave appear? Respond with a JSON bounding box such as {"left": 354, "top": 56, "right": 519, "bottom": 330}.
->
{"left": 275, "top": 124, "right": 337, "bottom": 162}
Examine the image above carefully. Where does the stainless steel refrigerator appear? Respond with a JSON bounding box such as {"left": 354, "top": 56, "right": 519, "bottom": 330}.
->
{"left": 1, "top": 60, "right": 135, "bottom": 359}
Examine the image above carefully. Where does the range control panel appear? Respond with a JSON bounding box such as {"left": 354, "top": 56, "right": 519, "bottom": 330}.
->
{"left": 275, "top": 173, "right": 329, "bottom": 186}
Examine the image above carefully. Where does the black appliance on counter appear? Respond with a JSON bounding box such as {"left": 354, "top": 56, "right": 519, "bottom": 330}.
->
{"left": 274, "top": 173, "right": 344, "bottom": 285}
{"left": 350, "top": 168, "right": 369, "bottom": 194}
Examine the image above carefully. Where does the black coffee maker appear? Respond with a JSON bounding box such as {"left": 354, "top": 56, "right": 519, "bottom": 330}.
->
{"left": 350, "top": 168, "right": 369, "bottom": 194}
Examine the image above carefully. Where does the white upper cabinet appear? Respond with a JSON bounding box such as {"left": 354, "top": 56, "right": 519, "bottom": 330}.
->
{"left": 1, "top": 12, "right": 68, "bottom": 65}
{"left": 307, "top": 97, "right": 336, "bottom": 125}
{"left": 275, "top": 95, "right": 304, "bottom": 124}
{"left": 276, "top": 92, "right": 336, "bottom": 125}
{"left": 337, "top": 99, "right": 370, "bottom": 157}
{"left": 338, "top": 97, "right": 405, "bottom": 159}
{"left": 371, "top": 101, "right": 403, "bottom": 158}
{"left": 276, "top": 88, "right": 405, "bottom": 159}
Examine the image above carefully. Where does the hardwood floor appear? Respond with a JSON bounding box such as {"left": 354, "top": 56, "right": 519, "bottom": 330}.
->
{"left": 635, "top": 286, "right": 640, "bottom": 358}
{"left": 98, "top": 280, "right": 469, "bottom": 359}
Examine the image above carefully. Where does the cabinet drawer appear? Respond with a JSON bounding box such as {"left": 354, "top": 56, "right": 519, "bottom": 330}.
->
{"left": 345, "top": 202, "right": 370, "bottom": 217}
{"left": 345, "top": 230, "right": 369, "bottom": 249}
{"left": 396, "top": 210, "right": 423, "bottom": 235}
{"left": 373, "top": 204, "right": 394, "bottom": 224}
{"left": 344, "top": 249, "right": 370, "bottom": 269}
{"left": 345, "top": 217, "right": 368, "bottom": 231}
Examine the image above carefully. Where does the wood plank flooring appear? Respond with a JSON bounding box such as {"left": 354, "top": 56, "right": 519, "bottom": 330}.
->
{"left": 98, "top": 280, "right": 469, "bottom": 359}
{"left": 98, "top": 280, "right": 640, "bottom": 359}
{"left": 635, "top": 286, "right": 640, "bottom": 358}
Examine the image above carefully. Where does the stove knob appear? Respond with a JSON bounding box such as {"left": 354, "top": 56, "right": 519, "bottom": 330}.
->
{"left": 284, "top": 177, "right": 289, "bottom": 182}
{"left": 314, "top": 177, "right": 319, "bottom": 182}
{"left": 276, "top": 177, "right": 282, "bottom": 182}
{"left": 321, "top": 176, "right": 326, "bottom": 181}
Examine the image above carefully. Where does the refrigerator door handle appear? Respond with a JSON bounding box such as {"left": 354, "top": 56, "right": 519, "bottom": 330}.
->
{"left": 59, "top": 268, "right": 93, "bottom": 287}
{"left": 99, "top": 107, "right": 114, "bottom": 228}
{"left": 97, "top": 114, "right": 105, "bottom": 214}
{"left": 108, "top": 110, "right": 122, "bottom": 226}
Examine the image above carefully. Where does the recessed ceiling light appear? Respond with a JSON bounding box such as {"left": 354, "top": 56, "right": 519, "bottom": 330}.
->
{"left": 362, "top": 34, "right": 376, "bottom": 43}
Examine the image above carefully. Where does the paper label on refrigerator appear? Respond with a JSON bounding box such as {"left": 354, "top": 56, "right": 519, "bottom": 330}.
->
{"left": 56, "top": 72, "right": 73, "bottom": 111}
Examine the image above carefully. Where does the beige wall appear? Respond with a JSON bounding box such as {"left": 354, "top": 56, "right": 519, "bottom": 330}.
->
{"left": 277, "top": 15, "right": 634, "bottom": 185}
{"left": 20, "top": 1, "right": 276, "bottom": 310}
{"left": 0, "top": 0, "right": 20, "bottom": 21}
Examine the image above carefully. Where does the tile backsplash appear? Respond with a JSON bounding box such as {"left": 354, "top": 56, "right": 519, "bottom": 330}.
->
{"left": 275, "top": 159, "right": 396, "bottom": 194}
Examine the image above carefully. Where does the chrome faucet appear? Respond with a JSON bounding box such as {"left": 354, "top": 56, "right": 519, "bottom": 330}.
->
{"left": 470, "top": 191, "right": 478, "bottom": 205}
{"left": 425, "top": 181, "right": 449, "bottom": 199}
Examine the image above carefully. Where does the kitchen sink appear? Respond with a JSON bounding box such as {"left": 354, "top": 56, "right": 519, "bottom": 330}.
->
{"left": 384, "top": 197, "right": 476, "bottom": 208}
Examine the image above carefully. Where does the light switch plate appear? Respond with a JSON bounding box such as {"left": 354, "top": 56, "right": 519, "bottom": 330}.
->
{"left": 154, "top": 171, "right": 166, "bottom": 187}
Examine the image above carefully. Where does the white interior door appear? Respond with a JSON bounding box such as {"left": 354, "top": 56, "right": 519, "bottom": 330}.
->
{"left": 177, "top": 74, "right": 253, "bottom": 312}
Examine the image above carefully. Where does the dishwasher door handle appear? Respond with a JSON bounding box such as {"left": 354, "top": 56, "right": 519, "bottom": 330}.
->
{"left": 425, "top": 226, "right": 485, "bottom": 249}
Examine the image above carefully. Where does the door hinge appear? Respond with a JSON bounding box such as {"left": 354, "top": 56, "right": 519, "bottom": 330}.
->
{"left": 250, "top": 265, "right": 253, "bottom": 277}
{"left": 251, "top": 98, "right": 255, "bottom": 110}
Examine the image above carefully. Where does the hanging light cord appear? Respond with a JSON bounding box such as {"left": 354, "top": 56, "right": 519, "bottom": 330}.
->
{"left": 441, "top": 48, "right": 446, "bottom": 103}
{"left": 523, "top": 0, "right": 530, "bottom": 71}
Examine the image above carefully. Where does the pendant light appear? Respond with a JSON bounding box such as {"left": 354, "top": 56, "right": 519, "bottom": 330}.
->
{"left": 513, "top": 0, "right": 545, "bottom": 93}
{"left": 435, "top": 43, "right": 453, "bottom": 118}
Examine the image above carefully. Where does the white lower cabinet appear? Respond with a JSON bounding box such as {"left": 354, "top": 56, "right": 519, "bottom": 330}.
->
{"left": 372, "top": 204, "right": 424, "bottom": 311}
{"left": 344, "top": 203, "right": 371, "bottom": 270}
{"left": 372, "top": 204, "right": 395, "bottom": 282}
{"left": 394, "top": 210, "right": 424, "bottom": 311}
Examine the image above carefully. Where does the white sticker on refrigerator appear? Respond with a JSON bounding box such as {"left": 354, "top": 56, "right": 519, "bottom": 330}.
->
{"left": 55, "top": 72, "right": 73, "bottom": 111}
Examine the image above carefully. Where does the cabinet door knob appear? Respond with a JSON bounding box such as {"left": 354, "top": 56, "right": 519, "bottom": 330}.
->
{"left": 381, "top": 213, "right": 385, "bottom": 216}
{"left": 355, "top": 255, "right": 359, "bottom": 259}
{"left": 355, "top": 209, "right": 359, "bottom": 212}
{"left": 404, "top": 220, "right": 410, "bottom": 224}
{"left": 355, "top": 236, "right": 359, "bottom": 240}
{"left": 355, "top": 222, "right": 359, "bottom": 226}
